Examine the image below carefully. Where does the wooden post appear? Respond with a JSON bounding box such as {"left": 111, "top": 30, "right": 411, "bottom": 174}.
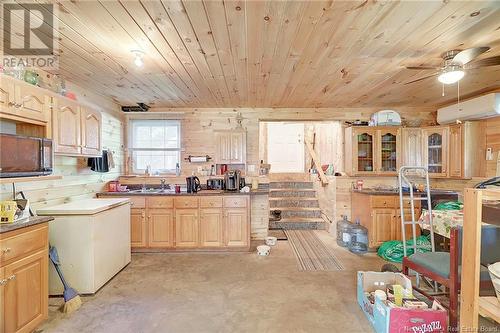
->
{"left": 304, "top": 141, "right": 329, "bottom": 186}
{"left": 459, "top": 188, "right": 482, "bottom": 332}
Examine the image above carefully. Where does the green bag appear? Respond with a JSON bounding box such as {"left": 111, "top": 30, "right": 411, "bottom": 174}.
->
{"left": 377, "top": 235, "right": 432, "bottom": 263}
{"left": 434, "top": 201, "right": 463, "bottom": 210}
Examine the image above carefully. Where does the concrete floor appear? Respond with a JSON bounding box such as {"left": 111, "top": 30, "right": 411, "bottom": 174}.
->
{"left": 40, "top": 231, "right": 387, "bottom": 333}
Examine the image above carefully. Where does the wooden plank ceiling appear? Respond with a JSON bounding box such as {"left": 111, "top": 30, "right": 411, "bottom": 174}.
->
{"left": 5, "top": 0, "right": 500, "bottom": 108}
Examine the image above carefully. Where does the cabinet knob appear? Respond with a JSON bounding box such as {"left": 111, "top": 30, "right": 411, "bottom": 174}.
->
{"left": 0, "top": 279, "right": 7, "bottom": 286}
{"left": 1, "top": 248, "right": 11, "bottom": 255}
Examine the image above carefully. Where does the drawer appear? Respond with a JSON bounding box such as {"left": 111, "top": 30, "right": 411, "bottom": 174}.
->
{"left": 175, "top": 197, "right": 199, "bottom": 208}
{"left": 127, "top": 197, "right": 145, "bottom": 208}
{"left": 223, "top": 196, "right": 247, "bottom": 208}
{"left": 200, "top": 196, "right": 223, "bottom": 208}
{"left": 147, "top": 197, "right": 174, "bottom": 208}
{"left": 371, "top": 196, "right": 396, "bottom": 208}
{"left": 401, "top": 199, "right": 421, "bottom": 209}
{"left": 0, "top": 224, "right": 48, "bottom": 267}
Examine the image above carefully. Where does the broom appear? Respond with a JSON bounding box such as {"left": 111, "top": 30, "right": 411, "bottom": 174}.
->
{"left": 49, "top": 246, "right": 82, "bottom": 314}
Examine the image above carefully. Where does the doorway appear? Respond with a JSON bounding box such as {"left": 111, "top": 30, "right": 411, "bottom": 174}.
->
{"left": 266, "top": 122, "right": 305, "bottom": 173}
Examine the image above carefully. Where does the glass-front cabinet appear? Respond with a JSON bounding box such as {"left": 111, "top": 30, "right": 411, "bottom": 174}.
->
{"left": 346, "top": 127, "right": 400, "bottom": 176}
{"left": 422, "top": 127, "right": 448, "bottom": 178}
{"left": 376, "top": 129, "right": 399, "bottom": 174}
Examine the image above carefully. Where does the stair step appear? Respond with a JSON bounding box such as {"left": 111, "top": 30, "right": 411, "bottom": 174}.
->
{"left": 270, "top": 182, "right": 314, "bottom": 189}
{"left": 270, "top": 207, "right": 322, "bottom": 218}
{"left": 270, "top": 198, "right": 319, "bottom": 208}
{"left": 269, "top": 189, "right": 316, "bottom": 198}
{"left": 278, "top": 217, "right": 325, "bottom": 223}
{"left": 269, "top": 220, "right": 326, "bottom": 230}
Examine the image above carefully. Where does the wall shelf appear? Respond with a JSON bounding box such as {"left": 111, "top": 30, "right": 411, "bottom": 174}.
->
{"left": 0, "top": 175, "right": 62, "bottom": 184}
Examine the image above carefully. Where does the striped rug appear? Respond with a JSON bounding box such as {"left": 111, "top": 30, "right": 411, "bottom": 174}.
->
{"left": 285, "top": 230, "right": 344, "bottom": 271}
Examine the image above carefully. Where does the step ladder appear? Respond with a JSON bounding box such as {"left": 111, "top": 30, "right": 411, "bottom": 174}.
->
{"left": 398, "top": 166, "right": 436, "bottom": 289}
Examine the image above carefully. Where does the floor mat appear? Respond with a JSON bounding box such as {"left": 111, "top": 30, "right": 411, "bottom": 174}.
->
{"left": 285, "top": 230, "right": 344, "bottom": 271}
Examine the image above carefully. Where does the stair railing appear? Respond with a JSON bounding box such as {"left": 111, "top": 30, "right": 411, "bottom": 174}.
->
{"left": 304, "top": 141, "right": 329, "bottom": 186}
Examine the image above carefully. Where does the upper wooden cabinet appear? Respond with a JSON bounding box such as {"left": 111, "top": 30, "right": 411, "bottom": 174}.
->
{"left": 448, "top": 122, "right": 486, "bottom": 179}
{"left": 422, "top": 126, "right": 448, "bottom": 178}
{"left": 345, "top": 127, "right": 400, "bottom": 176}
{"left": 401, "top": 128, "right": 423, "bottom": 168}
{"left": 0, "top": 75, "right": 50, "bottom": 123}
{"left": 214, "top": 130, "right": 246, "bottom": 164}
{"left": 81, "top": 107, "right": 102, "bottom": 156}
{"left": 52, "top": 96, "right": 102, "bottom": 157}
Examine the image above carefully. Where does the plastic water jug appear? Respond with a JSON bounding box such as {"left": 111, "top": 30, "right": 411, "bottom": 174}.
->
{"left": 349, "top": 219, "right": 368, "bottom": 254}
{"left": 336, "top": 215, "right": 353, "bottom": 247}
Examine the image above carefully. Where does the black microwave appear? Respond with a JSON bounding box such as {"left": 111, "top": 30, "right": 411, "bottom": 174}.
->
{"left": 0, "top": 133, "right": 53, "bottom": 178}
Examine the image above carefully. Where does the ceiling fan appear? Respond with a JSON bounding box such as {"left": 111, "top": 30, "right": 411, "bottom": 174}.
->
{"left": 404, "top": 46, "right": 500, "bottom": 85}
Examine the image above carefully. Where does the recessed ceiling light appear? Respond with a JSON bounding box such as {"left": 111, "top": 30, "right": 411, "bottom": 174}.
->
{"left": 131, "top": 50, "right": 145, "bottom": 68}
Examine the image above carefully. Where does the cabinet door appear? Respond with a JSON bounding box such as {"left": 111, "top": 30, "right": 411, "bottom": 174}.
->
{"left": 131, "top": 208, "right": 147, "bottom": 248}
{"left": 15, "top": 83, "right": 50, "bottom": 122}
{"left": 0, "top": 266, "right": 4, "bottom": 333}
{"left": 401, "top": 128, "right": 423, "bottom": 167}
{"left": 81, "top": 107, "right": 102, "bottom": 156}
{"left": 448, "top": 124, "right": 462, "bottom": 178}
{"left": 422, "top": 127, "right": 448, "bottom": 178}
{"left": 376, "top": 129, "right": 399, "bottom": 175}
{"left": 148, "top": 209, "right": 174, "bottom": 248}
{"left": 53, "top": 99, "right": 81, "bottom": 154}
{"left": 371, "top": 209, "right": 396, "bottom": 247}
{"left": 352, "top": 128, "right": 376, "bottom": 175}
{"left": 225, "top": 208, "right": 248, "bottom": 247}
{"left": 4, "top": 250, "right": 48, "bottom": 333}
{"left": 0, "top": 77, "right": 16, "bottom": 116}
{"left": 215, "top": 132, "right": 231, "bottom": 164}
{"left": 175, "top": 209, "right": 199, "bottom": 248}
{"left": 395, "top": 209, "right": 421, "bottom": 242}
{"left": 230, "top": 132, "right": 246, "bottom": 164}
{"left": 200, "top": 209, "right": 223, "bottom": 247}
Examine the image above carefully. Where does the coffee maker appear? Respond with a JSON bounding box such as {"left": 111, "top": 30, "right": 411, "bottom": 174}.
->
{"left": 186, "top": 176, "right": 201, "bottom": 193}
{"left": 224, "top": 170, "right": 241, "bottom": 191}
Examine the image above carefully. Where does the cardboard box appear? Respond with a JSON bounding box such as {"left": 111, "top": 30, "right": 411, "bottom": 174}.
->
{"left": 357, "top": 271, "right": 448, "bottom": 333}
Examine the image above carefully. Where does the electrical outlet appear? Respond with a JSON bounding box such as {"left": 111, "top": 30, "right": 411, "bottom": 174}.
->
{"left": 486, "top": 148, "right": 493, "bottom": 161}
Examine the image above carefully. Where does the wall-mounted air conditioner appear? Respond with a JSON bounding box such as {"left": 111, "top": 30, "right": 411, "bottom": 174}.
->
{"left": 437, "top": 93, "right": 500, "bottom": 124}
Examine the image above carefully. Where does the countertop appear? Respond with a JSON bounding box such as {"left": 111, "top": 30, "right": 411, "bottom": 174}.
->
{"left": 97, "top": 189, "right": 270, "bottom": 197}
{"left": 352, "top": 188, "right": 459, "bottom": 196}
{"left": 0, "top": 216, "right": 54, "bottom": 234}
{"left": 37, "top": 198, "right": 131, "bottom": 216}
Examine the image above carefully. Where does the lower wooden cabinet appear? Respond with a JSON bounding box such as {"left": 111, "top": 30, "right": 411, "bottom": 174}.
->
{"left": 200, "top": 209, "right": 223, "bottom": 247}
{"left": 0, "top": 223, "right": 49, "bottom": 333}
{"left": 352, "top": 193, "right": 421, "bottom": 249}
{"left": 130, "top": 208, "right": 147, "bottom": 248}
{"left": 175, "top": 209, "right": 199, "bottom": 248}
{"left": 225, "top": 209, "right": 249, "bottom": 247}
{"left": 115, "top": 195, "right": 250, "bottom": 251}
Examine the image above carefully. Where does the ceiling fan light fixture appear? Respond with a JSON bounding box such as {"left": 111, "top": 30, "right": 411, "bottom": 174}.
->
{"left": 131, "top": 50, "right": 145, "bottom": 68}
{"left": 438, "top": 69, "right": 464, "bottom": 84}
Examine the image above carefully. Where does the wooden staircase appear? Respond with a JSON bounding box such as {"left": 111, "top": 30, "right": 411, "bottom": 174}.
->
{"left": 269, "top": 179, "right": 326, "bottom": 230}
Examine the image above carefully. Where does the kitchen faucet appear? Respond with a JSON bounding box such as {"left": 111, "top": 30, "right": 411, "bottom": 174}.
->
{"left": 160, "top": 179, "right": 166, "bottom": 192}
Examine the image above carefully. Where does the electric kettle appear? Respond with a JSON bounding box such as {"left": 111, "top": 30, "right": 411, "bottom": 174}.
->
{"left": 186, "top": 176, "right": 202, "bottom": 193}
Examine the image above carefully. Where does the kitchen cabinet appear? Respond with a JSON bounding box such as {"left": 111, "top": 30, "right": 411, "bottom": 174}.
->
{"left": 200, "top": 208, "right": 224, "bottom": 247}
{"left": 225, "top": 208, "right": 249, "bottom": 247}
{"left": 52, "top": 96, "right": 102, "bottom": 157}
{"left": 422, "top": 126, "right": 448, "bottom": 178}
{"left": 214, "top": 130, "right": 247, "bottom": 164}
{"left": 447, "top": 122, "right": 486, "bottom": 179}
{"left": 352, "top": 193, "right": 421, "bottom": 249}
{"left": 0, "top": 75, "right": 50, "bottom": 124}
{"left": 345, "top": 127, "right": 400, "bottom": 176}
{"left": 148, "top": 209, "right": 174, "bottom": 248}
{"left": 175, "top": 209, "right": 199, "bottom": 248}
{"left": 130, "top": 208, "right": 147, "bottom": 248}
{"left": 401, "top": 128, "right": 423, "bottom": 168}
{"left": 81, "top": 107, "right": 102, "bottom": 156}
{"left": 0, "top": 223, "right": 49, "bottom": 333}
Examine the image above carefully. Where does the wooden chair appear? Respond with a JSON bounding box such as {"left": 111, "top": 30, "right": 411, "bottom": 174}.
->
{"left": 402, "top": 225, "right": 499, "bottom": 331}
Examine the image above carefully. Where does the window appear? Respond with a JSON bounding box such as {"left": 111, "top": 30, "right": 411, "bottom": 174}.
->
{"left": 129, "top": 120, "right": 181, "bottom": 174}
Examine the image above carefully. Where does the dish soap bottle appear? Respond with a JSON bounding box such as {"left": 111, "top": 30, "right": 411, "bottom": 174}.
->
{"left": 175, "top": 163, "right": 181, "bottom": 176}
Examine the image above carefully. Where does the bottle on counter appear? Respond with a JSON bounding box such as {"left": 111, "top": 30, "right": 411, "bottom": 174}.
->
{"left": 176, "top": 163, "right": 181, "bottom": 176}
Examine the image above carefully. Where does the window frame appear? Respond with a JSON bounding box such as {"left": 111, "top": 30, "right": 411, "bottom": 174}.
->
{"left": 128, "top": 119, "right": 181, "bottom": 174}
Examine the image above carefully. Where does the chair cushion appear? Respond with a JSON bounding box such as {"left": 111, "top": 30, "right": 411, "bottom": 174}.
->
{"left": 407, "top": 252, "right": 491, "bottom": 281}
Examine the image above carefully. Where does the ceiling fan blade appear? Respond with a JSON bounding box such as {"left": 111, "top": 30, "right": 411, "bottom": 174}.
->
{"left": 404, "top": 72, "right": 439, "bottom": 85}
{"left": 465, "top": 56, "right": 500, "bottom": 69}
{"left": 405, "top": 66, "right": 440, "bottom": 70}
{"left": 452, "top": 46, "right": 490, "bottom": 65}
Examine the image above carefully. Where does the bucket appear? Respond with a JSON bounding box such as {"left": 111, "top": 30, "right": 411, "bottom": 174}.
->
{"left": 488, "top": 262, "right": 500, "bottom": 302}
